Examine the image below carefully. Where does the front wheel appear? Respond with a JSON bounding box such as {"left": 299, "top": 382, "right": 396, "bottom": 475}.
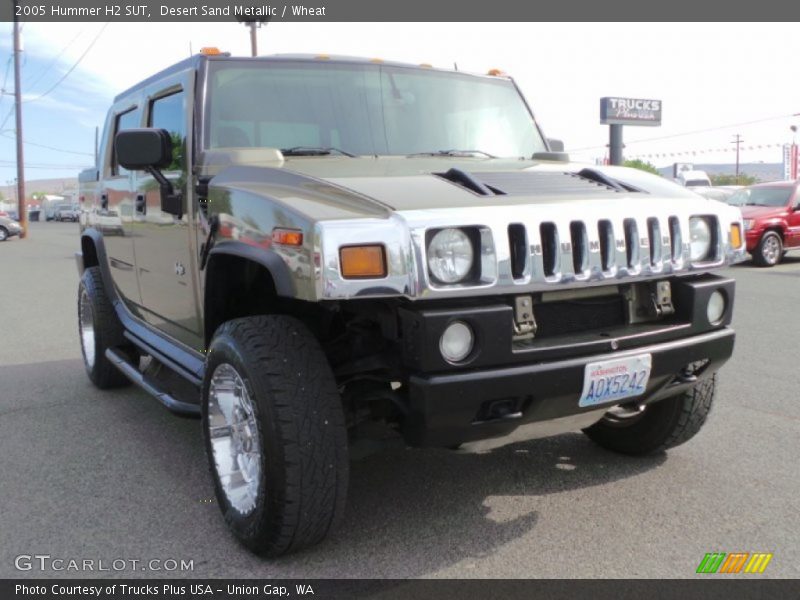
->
{"left": 0, "top": 227, "right": 8, "bottom": 241}
{"left": 78, "top": 267, "right": 132, "bottom": 388}
{"left": 753, "top": 231, "right": 783, "bottom": 267}
{"left": 582, "top": 375, "right": 716, "bottom": 456}
{"left": 202, "top": 315, "right": 349, "bottom": 557}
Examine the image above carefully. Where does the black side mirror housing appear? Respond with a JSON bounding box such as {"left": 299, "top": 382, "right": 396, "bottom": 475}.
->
{"left": 114, "top": 128, "right": 183, "bottom": 218}
{"left": 115, "top": 128, "right": 172, "bottom": 171}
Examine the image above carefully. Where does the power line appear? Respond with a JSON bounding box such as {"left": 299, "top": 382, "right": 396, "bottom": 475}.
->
{"left": 0, "top": 131, "right": 94, "bottom": 156}
{"left": 24, "top": 28, "right": 86, "bottom": 91}
{"left": 571, "top": 113, "right": 798, "bottom": 152}
{"left": 0, "top": 160, "right": 87, "bottom": 169}
{"left": 23, "top": 23, "right": 109, "bottom": 104}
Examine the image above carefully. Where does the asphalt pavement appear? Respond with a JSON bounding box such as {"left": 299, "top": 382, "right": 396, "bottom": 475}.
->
{"left": 1, "top": 222, "right": 798, "bottom": 578}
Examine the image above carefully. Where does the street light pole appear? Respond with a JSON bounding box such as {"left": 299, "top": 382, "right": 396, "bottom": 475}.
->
{"left": 13, "top": 11, "right": 27, "bottom": 238}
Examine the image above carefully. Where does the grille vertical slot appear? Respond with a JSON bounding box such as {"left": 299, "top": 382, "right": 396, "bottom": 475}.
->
{"left": 540, "top": 222, "right": 559, "bottom": 277}
{"left": 598, "top": 220, "right": 614, "bottom": 271}
{"left": 647, "top": 217, "right": 661, "bottom": 266}
{"left": 669, "top": 216, "right": 682, "bottom": 262}
{"left": 623, "top": 218, "right": 639, "bottom": 268}
{"left": 570, "top": 221, "right": 588, "bottom": 274}
{"left": 508, "top": 223, "right": 527, "bottom": 280}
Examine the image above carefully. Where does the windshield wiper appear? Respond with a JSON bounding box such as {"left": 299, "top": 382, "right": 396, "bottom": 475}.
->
{"left": 280, "top": 146, "right": 357, "bottom": 157}
{"left": 744, "top": 202, "right": 767, "bottom": 206}
{"left": 407, "top": 149, "right": 497, "bottom": 158}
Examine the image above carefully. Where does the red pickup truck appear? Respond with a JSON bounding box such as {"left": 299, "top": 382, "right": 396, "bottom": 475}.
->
{"left": 730, "top": 181, "right": 800, "bottom": 266}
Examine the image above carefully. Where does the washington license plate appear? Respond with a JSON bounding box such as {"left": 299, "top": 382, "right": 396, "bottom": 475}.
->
{"left": 578, "top": 354, "right": 652, "bottom": 408}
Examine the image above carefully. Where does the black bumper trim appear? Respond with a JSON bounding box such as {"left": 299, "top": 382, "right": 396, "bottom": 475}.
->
{"left": 403, "top": 327, "right": 734, "bottom": 447}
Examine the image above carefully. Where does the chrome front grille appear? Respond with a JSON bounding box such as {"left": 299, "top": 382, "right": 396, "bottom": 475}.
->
{"left": 509, "top": 215, "right": 695, "bottom": 283}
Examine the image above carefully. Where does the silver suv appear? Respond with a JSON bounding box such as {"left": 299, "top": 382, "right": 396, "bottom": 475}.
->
{"left": 76, "top": 52, "right": 745, "bottom": 557}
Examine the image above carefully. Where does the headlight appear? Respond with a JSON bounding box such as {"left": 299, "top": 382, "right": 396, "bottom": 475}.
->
{"left": 743, "top": 219, "right": 754, "bottom": 231}
{"left": 689, "top": 217, "right": 713, "bottom": 261}
{"left": 427, "top": 228, "right": 474, "bottom": 284}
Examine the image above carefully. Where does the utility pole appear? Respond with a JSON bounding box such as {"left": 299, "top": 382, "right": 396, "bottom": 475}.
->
{"left": 236, "top": 16, "right": 271, "bottom": 57}
{"left": 731, "top": 134, "right": 743, "bottom": 185}
{"left": 13, "top": 10, "right": 27, "bottom": 238}
{"left": 248, "top": 22, "right": 258, "bottom": 56}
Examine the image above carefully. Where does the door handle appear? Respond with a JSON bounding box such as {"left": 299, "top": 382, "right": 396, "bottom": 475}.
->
{"left": 135, "top": 194, "right": 146, "bottom": 214}
{"left": 100, "top": 193, "right": 108, "bottom": 210}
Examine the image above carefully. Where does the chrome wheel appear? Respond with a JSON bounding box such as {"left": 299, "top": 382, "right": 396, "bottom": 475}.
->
{"left": 761, "top": 234, "right": 781, "bottom": 265}
{"left": 78, "top": 287, "right": 96, "bottom": 369}
{"left": 208, "top": 363, "right": 262, "bottom": 515}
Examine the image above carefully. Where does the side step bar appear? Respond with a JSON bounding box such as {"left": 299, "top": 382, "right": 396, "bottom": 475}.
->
{"left": 105, "top": 348, "right": 201, "bottom": 417}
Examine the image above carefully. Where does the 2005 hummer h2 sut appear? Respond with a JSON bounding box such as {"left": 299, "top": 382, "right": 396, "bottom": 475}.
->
{"left": 76, "top": 51, "right": 744, "bottom": 556}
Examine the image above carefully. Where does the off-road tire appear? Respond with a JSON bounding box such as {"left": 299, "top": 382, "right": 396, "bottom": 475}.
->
{"left": 753, "top": 231, "right": 783, "bottom": 267}
{"left": 202, "top": 315, "right": 349, "bottom": 557}
{"left": 78, "top": 267, "right": 132, "bottom": 388}
{"left": 582, "top": 375, "right": 716, "bottom": 456}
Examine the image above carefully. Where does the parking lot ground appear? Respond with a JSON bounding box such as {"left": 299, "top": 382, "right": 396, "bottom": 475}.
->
{"left": 1, "top": 222, "right": 798, "bottom": 578}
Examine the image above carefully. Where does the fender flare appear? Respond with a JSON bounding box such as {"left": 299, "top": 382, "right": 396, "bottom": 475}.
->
{"left": 206, "top": 240, "right": 296, "bottom": 298}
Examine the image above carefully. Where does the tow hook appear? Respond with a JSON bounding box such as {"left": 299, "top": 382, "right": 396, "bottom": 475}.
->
{"left": 513, "top": 295, "right": 537, "bottom": 340}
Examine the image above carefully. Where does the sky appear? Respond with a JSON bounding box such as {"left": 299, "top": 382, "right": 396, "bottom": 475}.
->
{"left": 1, "top": 21, "right": 799, "bottom": 188}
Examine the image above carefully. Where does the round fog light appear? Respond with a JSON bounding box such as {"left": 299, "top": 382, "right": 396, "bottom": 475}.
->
{"left": 707, "top": 290, "right": 726, "bottom": 325}
{"left": 440, "top": 321, "right": 474, "bottom": 363}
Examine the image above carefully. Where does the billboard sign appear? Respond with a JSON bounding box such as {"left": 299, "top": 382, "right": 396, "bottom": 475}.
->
{"left": 601, "top": 97, "right": 662, "bottom": 126}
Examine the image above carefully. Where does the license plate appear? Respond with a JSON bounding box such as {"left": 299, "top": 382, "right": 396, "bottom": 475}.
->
{"left": 578, "top": 354, "right": 652, "bottom": 408}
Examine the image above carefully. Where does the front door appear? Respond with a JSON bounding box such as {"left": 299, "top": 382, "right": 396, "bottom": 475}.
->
{"left": 102, "top": 104, "right": 142, "bottom": 310}
{"left": 133, "top": 81, "right": 203, "bottom": 349}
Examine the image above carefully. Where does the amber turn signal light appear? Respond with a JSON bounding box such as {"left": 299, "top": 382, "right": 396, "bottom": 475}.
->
{"left": 730, "top": 224, "right": 743, "bottom": 249}
{"left": 272, "top": 228, "right": 303, "bottom": 246}
{"left": 340, "top": 245, "right": 386, "bottom": 279}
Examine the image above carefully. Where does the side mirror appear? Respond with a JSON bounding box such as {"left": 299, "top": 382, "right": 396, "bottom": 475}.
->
{"left": 547, "top": 138, "right": 565, "bottom": 152}
{"left": 115, "top": 128, "right": 172, "bottom": 171}
{"left": 114, "top": 128, "right": 183, "bottom": 218}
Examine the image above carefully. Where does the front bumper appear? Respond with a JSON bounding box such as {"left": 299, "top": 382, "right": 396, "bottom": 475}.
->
{"left": 397, "top": 274, "right": 736, "bottom": 447}
{"left": 403, "top": 327, "right": 734, "bottom": 447}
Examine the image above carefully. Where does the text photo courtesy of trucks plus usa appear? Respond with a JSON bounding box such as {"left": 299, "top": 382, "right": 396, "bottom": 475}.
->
{"left": 74, "top": 48, "right": 744, "bottom": 556}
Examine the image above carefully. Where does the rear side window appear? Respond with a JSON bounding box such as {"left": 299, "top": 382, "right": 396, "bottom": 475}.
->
{"left": 113, "top": 108, "right": 140, "bottom": 176}
{"left": 148, "top": 91, "right": 186, "bottom": 171}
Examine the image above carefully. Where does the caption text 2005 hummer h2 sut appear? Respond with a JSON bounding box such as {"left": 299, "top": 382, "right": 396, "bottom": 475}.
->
{"left": 76, "top": 52, "right": 745, "bottom": 556}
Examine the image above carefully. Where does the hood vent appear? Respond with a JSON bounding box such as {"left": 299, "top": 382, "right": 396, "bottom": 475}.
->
{"left": 436, "top": 167, "right": 641, "bottom": 197}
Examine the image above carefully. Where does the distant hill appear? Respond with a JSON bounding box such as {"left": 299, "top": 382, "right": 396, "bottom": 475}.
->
{"left": 656, "top": 163, "right": 784, "bottom": 183}
{"left": 0, "top": 178, "right": 78, "bottom": 203}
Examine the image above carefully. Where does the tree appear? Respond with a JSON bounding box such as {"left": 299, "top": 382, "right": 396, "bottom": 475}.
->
{"left": 623, "top": 159, "right": 661, "bottom": 176}
{"left": 710, "top": 173, "right": 758, "bottom": 186}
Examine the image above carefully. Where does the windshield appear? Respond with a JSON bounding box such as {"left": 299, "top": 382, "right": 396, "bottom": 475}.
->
{"left": 728, "top": 186, "right": 794, "bottom": 207}
{"left": 205, "top": 60, "right": 546, "bottom": 158}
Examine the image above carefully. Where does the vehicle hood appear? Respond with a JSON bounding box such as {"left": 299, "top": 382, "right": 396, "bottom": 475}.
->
{"left": 211, "top": 156, "right": 718, "bottom": 219}
{"left": 738, "top": 205, "right": 788, "bottom": 220}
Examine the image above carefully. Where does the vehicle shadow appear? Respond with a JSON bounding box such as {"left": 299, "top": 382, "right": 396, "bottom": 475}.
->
{"left": 278, "top": 435, "right": 666, "bottom": 577}
{"left": 0, "top": 359, "right": 666, "bottom": 579}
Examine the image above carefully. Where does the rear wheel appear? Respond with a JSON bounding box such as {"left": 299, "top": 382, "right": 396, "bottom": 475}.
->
{"left": 582, "top": 376, "right": 716, "bottom": 455}
{"left": 753, "top": 231, "right": 783, "bottom": 267}
{"left": 78, "top": 267, "right": 132, "bottom": 388}
{"left": 202, "top": 315, "right": 349, "bottom": 557}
